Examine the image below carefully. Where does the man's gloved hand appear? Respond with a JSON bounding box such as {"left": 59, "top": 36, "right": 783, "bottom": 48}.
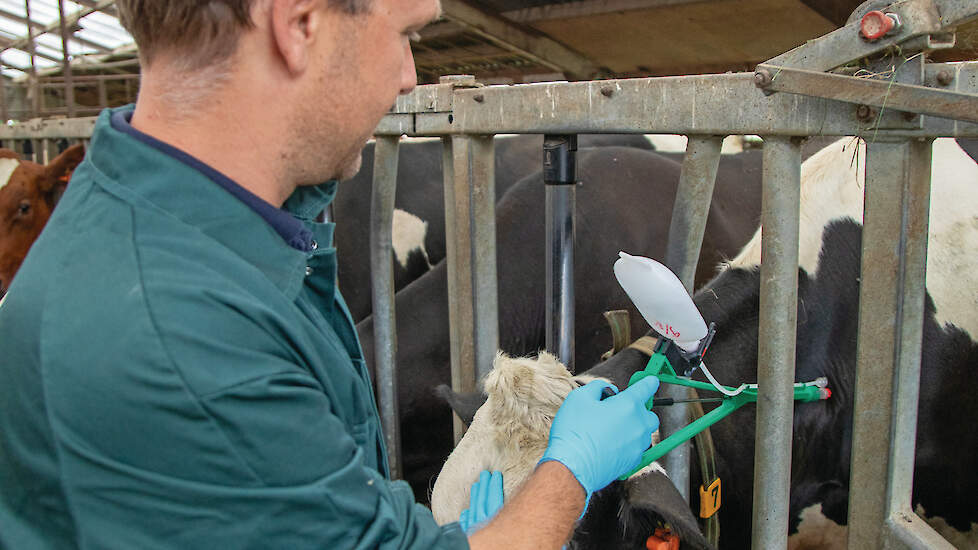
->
{"left": 459, "top": 470, "right": 504, "bottom": 534}
{"left": 539, "top": 377, "right": 660, "bottom": 510}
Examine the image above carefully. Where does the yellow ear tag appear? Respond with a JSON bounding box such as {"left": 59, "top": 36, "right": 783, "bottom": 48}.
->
{"left": 699, "top": 478, "right": 721, "bottom": 518}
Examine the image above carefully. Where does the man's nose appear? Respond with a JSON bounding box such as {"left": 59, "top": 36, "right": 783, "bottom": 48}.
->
{"left": 400, "top": 44, "right": 418, "bottom": 95}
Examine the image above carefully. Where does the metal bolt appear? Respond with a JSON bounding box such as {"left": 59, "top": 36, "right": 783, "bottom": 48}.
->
{"left": 856, "top": 104, "right": 874, "bottom": 122}
{"left": 600, "top": 86, "right": 614, "bottom": 97}
{"left": 753, "top": 69, "right": 773, "bottom": 88}
{"left": 936, "top": 70, "right": 953, "bottom": 86}
{"left": 473, "top": 94, "right": 485, "bottom": 103}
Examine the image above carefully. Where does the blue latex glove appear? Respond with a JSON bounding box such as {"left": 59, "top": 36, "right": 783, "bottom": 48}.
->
{"left": 459, "top": 470, "right": 505, "bottom": 534}
{"left": 539, "top": 377, "right": 660, "bottom": 510}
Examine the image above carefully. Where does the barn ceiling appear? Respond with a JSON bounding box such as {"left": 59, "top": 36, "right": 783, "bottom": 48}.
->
{"left": 0, "top": 0, "right": 974, "bottom": 89}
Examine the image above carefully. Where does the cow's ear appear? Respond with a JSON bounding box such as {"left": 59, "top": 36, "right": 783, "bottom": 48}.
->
{"left": 42, "top": 144, "right": 85, "bottom": 194}
{"left": 624, "top": 467, "right": 715, "bottom": 550}
{"left": 434, "top": 384, "right": 486, "bottom": 426}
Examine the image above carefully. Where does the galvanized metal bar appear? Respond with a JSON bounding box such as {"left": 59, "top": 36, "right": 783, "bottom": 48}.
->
{"left": 661, "top": 134, "right": 724, "bottom": 502}
{"left": 762, "top": 0, "right": 977, "bottom": 72}
{"left": 755, "top": 65, "right": 978, "bottom": 124}
{"left": 57, "top": 0, "right": 75, "bottom": 119}
{"left": 23, "top": 0, "right": 38, "bottom": 119}
{"left": 543, "top": 135, "right": 577, "bottom": 371}
{"left": 398, "top": 73, "right": 978, "bottom": 138}
{"left": 443, "top": 136, "right": 478, "bottom": 442}
{"left": 468, "top": 135, "right": 499, "bottom": 385}
{"left": 848, "top": 139, "right": 951, "bottom": 550}
{"left": 369, "top": 135, "right": 402, "bottom": 480}
{"left": 751, "top": 136, "right": 801, "bottom": 550}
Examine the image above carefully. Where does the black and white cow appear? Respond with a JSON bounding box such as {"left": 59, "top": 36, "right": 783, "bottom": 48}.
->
{"left": 431, "top": 351, "right": 713, "bottom": 550}
{"left": 335, "top": 134, "right": 656, "bottom": 321}
{"left": 432, "top": 137, "right": 977, "bottom": 548}
{"left": 356, "top": 144, "right": 776, "bottom": 500}
{"left": 563, "top": 137, "right": 978, "bottom": 548}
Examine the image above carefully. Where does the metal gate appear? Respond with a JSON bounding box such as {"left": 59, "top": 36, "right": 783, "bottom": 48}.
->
{"left": 2, "top": 1, "right": 976, "bottom": 547}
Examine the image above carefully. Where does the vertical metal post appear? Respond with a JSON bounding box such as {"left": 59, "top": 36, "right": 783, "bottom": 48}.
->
{"left": 370, "top": 135, "right": 401, "bottom": 479}
{"left": 543, "top": 135, "right": 577, "bottom": 371}
{"left": 57, "top": 0, "right": 75, "bottom": 118}
{"left": 751, "top": 136, "right": 801, "bottom": 550}
{"left": 661, "top": 134, "right": 723, "bottom": 501}
{"left": 0, "top": 61, "right": 8, "bottom": 123}
{"left": 469, "top": 136, "right": 498, "bottom": 385}
{"left": 848, "top": 139, "right": 951, "bottom": 550}
{"left": 443, "top": 135, "right": 498, "bottom": 441}
{"left": 97, "top": 79, "right": 107, "bottom": 111}
{"left": 23, "top": 0, "right": 39, "bottom": 118}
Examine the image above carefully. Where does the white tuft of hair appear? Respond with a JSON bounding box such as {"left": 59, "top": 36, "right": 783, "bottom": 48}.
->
{"left": 430, "top": 351, "right": 661, "bottom": 525}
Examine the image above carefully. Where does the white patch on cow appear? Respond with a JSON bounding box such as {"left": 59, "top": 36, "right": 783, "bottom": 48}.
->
{"left": 724, "top": 138, "right": 978, "bottom": 339}
{"left": 0, "top": 158, "right": 20, "bottom": 191}
{"left": 644, "top": 134, "right": 747, "bottom": 155}
{"left": 430, "top": 351, "right": 605, "bottom": 525}
{"left": 916, "top": 504, "right": 978, "bottom": 548}
{"left": 787, "top": 503, "right": 847, "bottom": 550}
{"left": 391, "top": 209, "right": 432, "bottom": 270}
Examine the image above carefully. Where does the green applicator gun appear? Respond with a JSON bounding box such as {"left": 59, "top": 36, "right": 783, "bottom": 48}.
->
{"left": 614, "top": 252, "right": 831, "bottom": 480}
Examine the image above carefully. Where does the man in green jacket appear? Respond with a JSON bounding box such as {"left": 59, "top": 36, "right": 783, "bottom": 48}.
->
{"left": 0, "top": 1, "right": 662, "bottom": 548}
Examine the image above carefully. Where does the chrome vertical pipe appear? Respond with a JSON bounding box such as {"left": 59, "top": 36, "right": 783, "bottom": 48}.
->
{"left": 370, "top": 135, "right": 402, "bottom": 479}
{"left": 751, "top": 136, "right": 801, "bottom": 550}
{"left": 543, "top": 135, "right": 577, "bottom": 371}
{"left": 661, "top": 134, "right": 723, "bottom": 502}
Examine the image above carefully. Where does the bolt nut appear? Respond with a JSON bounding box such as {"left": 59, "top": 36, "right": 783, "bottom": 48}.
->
{"left": 473, "top": 94, "right": 485, "bottom": 103}
{"left": 600, "top": 86, "right": 615, "bottom": 97}
{"left": 856, "top": 104, "right": 874, "bottom": 121}
{"left": 936, "top": 70, "right": 954, "bottom": 86}
{"left": 753, "top": 69, "right": 773, "bottom": 88}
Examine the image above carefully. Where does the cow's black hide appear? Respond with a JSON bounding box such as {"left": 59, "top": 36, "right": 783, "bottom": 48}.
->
{"left": 357, "top": 145, "right": 768, "bottom": 501}
{"left": 573, "top": 470, "right": 714, "bottom": 550}
{"left": 335, "top": 134, "right": 655, "bottom": 321}
{"left": 584, "top": 218, "right": 978, "bottom": 548}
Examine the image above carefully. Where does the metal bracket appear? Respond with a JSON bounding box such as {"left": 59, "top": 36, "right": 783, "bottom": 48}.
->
{"left": 754, "top": 64, "right": 978, "bottom": 124}
{"left": 761, "top": 0, "right": 977, "bottom": 73}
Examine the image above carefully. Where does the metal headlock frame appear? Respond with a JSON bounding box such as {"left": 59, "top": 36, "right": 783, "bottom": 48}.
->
{"left": 1, "top": 1, "right": 975, "bottom": 547}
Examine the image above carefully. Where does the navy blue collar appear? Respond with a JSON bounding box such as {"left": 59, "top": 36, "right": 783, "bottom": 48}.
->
{"left": 110, "top": 110, "right": 314, "bottom": 252}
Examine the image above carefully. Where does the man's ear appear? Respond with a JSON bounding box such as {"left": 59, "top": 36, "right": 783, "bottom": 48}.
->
{"left": 269, "top": 0, "right": 325, "bottom": 75}
{"left": 42, "top": 143, "right": 85, "bottom": 196}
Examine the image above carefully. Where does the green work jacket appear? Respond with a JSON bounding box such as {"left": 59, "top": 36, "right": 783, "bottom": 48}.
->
{"left": 0, "top": 107, "right": 468, "bottom": 550}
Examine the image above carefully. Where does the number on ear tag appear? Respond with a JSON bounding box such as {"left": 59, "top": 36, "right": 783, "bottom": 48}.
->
{"left": 699, "top": 478, "right": 721, "bottom": 518}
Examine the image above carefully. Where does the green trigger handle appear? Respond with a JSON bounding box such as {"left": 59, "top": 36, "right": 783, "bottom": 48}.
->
{"left": 620, "top": 346, "right": 827, "bottom": 480}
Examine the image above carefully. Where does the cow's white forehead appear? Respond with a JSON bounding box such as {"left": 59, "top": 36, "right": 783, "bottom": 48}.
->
{"left": 0, "top": 158, "right": 20, "bottom": 191}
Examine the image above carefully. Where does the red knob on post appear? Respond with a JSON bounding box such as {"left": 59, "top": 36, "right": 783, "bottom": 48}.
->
{"left": 860, "top": 10, "right": 896, "bottom": 41}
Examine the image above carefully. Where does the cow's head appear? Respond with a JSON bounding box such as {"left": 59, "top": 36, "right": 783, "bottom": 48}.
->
{"left": 431, "top": 351, "right": 713, "bottom": 549}
{"left": 0, "top": 144, "right": 85, "bottom": 298}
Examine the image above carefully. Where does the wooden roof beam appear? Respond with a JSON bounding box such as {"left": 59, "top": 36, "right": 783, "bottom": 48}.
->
{"left": 440, "top": 0, "right": 599, "bottom": 79}
{"left": 501, "top": 0, "right": 718, "bottom": 22}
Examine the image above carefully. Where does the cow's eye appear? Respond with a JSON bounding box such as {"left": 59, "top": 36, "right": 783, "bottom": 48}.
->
{"left": 17, "top": 200, "right": 30, "bottom": 215}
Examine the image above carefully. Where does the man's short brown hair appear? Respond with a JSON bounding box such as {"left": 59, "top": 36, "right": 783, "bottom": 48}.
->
{"left": 117, "top": 0, "right": 372, "bottom": 71}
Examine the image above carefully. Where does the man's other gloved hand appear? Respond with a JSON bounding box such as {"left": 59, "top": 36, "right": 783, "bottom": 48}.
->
{"left": 459, "top": 470, "right": 504, "bottom": 534}
{"left": 539, "top": 377, "right": 660, "bottom": 510}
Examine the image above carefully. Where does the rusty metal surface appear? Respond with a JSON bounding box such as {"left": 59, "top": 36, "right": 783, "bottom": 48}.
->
{"left": 469, "top": 136, "right": 499, "bottom": 386}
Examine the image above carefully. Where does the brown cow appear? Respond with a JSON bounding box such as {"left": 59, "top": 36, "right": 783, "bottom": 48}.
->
{"left": 0, "top": 145, "right": 86, "bottom": 298}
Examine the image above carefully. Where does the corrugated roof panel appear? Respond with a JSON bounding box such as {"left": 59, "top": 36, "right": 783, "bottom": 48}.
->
{"left": 0, "top": 0, "right": 133, "bottom": 71}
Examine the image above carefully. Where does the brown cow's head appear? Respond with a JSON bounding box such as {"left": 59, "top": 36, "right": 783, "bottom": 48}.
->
{"left": 0, "top": 144, "right": 85, "bottom": 298}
